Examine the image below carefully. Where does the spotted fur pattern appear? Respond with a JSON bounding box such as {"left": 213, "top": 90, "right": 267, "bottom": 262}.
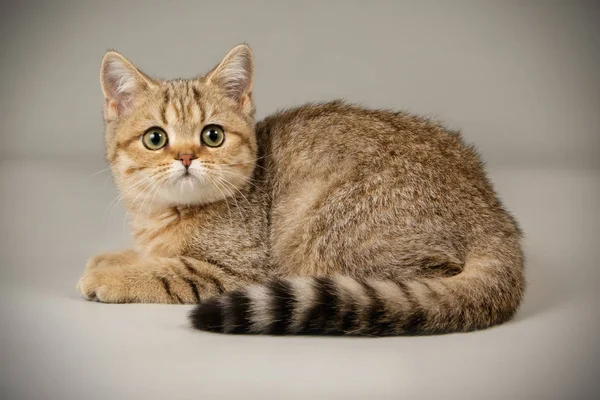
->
{"left": 78, "top": 44, "right": 525, "bottom": 336}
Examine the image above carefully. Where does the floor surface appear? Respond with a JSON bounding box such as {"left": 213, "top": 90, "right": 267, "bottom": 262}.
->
{"left": 1, "top": 158, "right": 599, "bottom": 399}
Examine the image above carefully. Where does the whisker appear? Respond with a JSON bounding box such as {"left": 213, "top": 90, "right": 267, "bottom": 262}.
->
{"left": 201, "top": 157, "right": 270, "bottom": 172}
{"left": 104, "top": 173, "right": 156, "bottom": 222}
{"left": 206, "top": 174, "right": 233, "bottom": 221}
{"left": 143, "top": 174, "right": 168, "bottom": 228}
{"left": 123, "top": 175, "right": 162, "bottom": 236}
{"left": 203, "top": 166, "right": 262, "bottom": 191}
{"left": 210, "top": 174, "right": 244, "bottom": 222}
{"left": 104, "top": 166, "right": 170, "bottom": 229}
{"left": 211, "top": 174, "right": 249, "bottom": 221}
{"left": 215, "top": 175, "right": 253, "bottom": 209}
{"left": 83, "top": 167, "right": 111, "bottom": 180}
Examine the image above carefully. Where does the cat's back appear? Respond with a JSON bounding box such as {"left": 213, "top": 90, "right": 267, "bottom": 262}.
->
{"left": 256, "top": 100, "right": 487, "bottom": 190}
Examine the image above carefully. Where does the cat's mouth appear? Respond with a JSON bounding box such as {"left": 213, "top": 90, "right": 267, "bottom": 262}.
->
{"left": 178, "top": 172, "right": 196, "bottom": 182}
{"left": 174, "top": 170, "right": 204, "bottom": 187}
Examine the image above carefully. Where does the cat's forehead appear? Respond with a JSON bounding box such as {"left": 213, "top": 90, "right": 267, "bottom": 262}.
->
{"left": 139, "top": 79, "right": 214, "bottom": 137}
{"left": 116, "top": 78, "right": 251, "bottom": 149}
{"left": 160, "top": 80, "right": 203, "bottom": 123}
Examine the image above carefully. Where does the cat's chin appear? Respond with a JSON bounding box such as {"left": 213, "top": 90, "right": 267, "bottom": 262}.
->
{"left": 158, "top": 176, "right": 226, "bottom": 207}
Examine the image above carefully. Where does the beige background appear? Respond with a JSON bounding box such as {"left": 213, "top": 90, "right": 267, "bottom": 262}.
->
{"left": 1, "top": 0, "right": 599, "bottom": 168}
{"left": 1, "top": 1, "right": 599, "bottom": 399}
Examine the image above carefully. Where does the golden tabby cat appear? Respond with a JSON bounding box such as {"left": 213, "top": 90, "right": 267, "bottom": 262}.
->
{"left": 77, "top": 44, "right": 525, "bottom": 335}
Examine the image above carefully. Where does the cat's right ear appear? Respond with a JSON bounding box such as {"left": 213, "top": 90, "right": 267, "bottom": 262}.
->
{"left": 204, "top": 44, "right": 254, "bottom": 115}
{"left": 100, "top": 51, "right": 156, "bottom": 120}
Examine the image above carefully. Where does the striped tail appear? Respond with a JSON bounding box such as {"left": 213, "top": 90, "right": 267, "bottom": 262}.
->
{"left": 189, "top": 255, "right": 525, "bottom": 336}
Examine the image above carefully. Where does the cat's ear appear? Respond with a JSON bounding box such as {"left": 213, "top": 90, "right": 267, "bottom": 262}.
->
{"left": 205, "top": 44, "right": 254, "bottom": 113}
{"left": 100, "top": 51, "right": 156, "bottom": 119}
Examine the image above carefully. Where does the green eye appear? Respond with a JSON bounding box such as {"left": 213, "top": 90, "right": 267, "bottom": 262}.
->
{"left": 142, "top": 128, "right": 168, "bottom": 150}
{"left": 201, "top": 125, "right": 225, "bottom": 147}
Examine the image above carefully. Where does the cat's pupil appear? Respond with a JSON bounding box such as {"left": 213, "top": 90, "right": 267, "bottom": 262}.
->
{"left": 150, "top": 132, "right": 161, "bottom": 145}
{"left": 208, "top": 130, "right": 218, "bottom": 142}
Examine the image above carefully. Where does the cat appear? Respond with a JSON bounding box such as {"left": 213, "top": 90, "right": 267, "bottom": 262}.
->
{"left": 77, "top": 44, "right": 525, "bottom": 336}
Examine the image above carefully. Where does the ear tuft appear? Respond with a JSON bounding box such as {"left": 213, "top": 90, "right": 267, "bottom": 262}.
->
{"left": 206, "top": 44, "right": 253, "bottom": 104}
{"left": 100, "top": 51, "right": 154, "bottom": 118}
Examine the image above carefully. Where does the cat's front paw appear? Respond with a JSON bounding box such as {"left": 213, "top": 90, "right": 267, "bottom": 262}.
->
{"left": 85, "top": 249, "right": 139, "bottom": 271}
{"left": 77, "top": 268, "right": 132, "bottom": 303}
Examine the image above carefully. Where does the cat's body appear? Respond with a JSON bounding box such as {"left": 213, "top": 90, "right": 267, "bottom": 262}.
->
{"left": 78, "top": 45, "right": 525, "bottom": 335}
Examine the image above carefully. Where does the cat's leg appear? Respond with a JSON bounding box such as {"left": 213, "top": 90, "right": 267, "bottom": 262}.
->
{"left": 77, "top": 255, "right": 258, "bottom": 304}
{"left": 85, "top": 249, "right": 140, "bottom": 270}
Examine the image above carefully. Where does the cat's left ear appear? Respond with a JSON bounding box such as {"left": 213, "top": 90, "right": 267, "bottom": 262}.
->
{"left": 205, "top": 44, "right": 254, "bottom": 114}
{"left": 100, "top": 51, "right": 156, "bottom": 120}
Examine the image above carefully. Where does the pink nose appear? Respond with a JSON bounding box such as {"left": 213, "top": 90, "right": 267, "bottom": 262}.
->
{"left": 177, "top": 153, "right": 196, "bottom": 168}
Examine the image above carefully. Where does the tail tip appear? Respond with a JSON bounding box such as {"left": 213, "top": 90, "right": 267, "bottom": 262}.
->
{"left": 189, "top": 297, "right": 223, "bottom": 332}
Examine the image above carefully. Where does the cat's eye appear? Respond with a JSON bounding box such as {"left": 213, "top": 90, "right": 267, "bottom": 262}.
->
{"left": 142, "top": 128, "right": 168, "bottom": 150}
{"left": 201, "top": 125, "right": 225, "bottom": 147}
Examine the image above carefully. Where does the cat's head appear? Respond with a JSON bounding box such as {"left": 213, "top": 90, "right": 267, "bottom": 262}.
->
{"left": 100, "top": 44, "right": 256, "bottom": 208}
